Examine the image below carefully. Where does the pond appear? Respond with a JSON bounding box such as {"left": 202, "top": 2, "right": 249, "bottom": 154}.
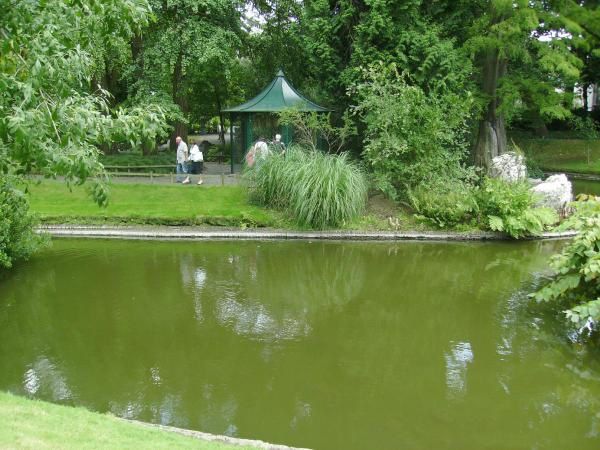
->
{"left": 1, "top": 239, "right": 600, "bottom": 449}
{"left": 573, "top": 179, "right": 600, "bottom": 197}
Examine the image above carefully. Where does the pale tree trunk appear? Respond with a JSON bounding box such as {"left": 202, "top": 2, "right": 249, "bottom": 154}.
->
{"left": 473, "top": 50, "right": 508, "bottom": 170}
{"left": 170, "top": 50, "right": 189, "bottom": 151}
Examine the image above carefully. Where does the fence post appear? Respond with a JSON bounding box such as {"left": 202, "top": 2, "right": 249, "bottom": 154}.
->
{"left": 150, "top": 171, "right": 154, "bottom": 184}
{"left": 221, "top": 172, "right": 225, "bottom": 186}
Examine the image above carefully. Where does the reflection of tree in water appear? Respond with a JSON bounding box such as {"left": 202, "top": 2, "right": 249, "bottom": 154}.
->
{"left": 3, "top": 239, "right": 600, "bottom": 449}
{"left": 179, "top": 242, "right": 370, "bottom": 341}
{"left": 0, "top": 240, "right": 372, "bottom": 438}
{"left": 260, "top": 239, "right": 600, "bottom": 449}
{"left": 488, "top": 272, "right": 600, "bottom": 447}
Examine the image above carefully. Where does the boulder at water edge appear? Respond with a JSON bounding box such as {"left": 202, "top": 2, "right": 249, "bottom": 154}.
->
{"left": 531, "top": 174, "right": 573, "bottom": 217}
{"left": 490, "top": 152, "right": 527, "bottom": 183}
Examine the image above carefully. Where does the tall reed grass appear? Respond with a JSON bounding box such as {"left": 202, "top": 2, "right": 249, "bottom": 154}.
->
{"left": 246, "top": 146, "right": 368, "bottom": 228}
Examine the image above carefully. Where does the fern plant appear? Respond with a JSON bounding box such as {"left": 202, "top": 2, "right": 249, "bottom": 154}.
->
{"left": 477, "top": 178, "right": 558, "bottom": 238}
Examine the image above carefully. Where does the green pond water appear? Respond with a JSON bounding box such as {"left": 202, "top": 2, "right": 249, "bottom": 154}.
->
{"left": 573, "top": 179, "right": 600, "bottom": 196}
{"left": 1, "top": 238, "right": 600, "bottom": 449}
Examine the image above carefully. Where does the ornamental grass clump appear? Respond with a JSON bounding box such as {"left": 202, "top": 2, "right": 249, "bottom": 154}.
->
{"left": 246, "top": 146, "right": 368, "bottom": 229}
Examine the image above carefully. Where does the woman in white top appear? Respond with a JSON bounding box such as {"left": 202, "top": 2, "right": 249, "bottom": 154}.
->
{"left": 189, "top": 141, "right": 204, "bottom": 185}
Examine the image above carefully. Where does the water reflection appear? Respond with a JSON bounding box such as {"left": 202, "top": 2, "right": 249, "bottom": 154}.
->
{"left": 445, "top": 341, "right": 474, "bottom": 397}
{"left": 1, "top": 239, "right": 600, "bottom": 449}
{"left": 23, "top": 357, "right": 72, "bottom": 401}
{"left": 178, "top": 242, "right": 369, "bottom": 341}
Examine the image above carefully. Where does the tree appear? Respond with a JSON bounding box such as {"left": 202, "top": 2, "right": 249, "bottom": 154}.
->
{"left": 139, "top": 0, "right": 243, "bottom": 149}
{"left": 297, "top": 1, "right": 589, "bottom": 169}
{"left": 352, "top": 63, "right": 474, "bottom": 200}
{"left": 562, "top": 0, "right": 600, "bottom": 113}
{"left": 452, "top": 1, "right": 581, "bottom": 168}
{"left": 245, "top": 0, "right": 308, "bottom": 90}
{"left": 299, "top": 0, "right": 475, "bottom": 107}
{"left": 0, "top": 0, "right": 168, "bottom": 189}
{"left": 0, "top": 0, "right": 169, "bottom": 267}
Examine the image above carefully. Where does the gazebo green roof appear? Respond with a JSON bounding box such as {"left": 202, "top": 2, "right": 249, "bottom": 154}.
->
{"left": 222, "top": 70, "right": 330, "bottom": 113}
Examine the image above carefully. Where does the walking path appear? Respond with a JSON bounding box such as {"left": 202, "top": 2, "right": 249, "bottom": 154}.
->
{"left": 38, "top": 225, "right": 577, "bottom": 241}
{"left": 108, "top": 172, "right": 242, "bottom": 186}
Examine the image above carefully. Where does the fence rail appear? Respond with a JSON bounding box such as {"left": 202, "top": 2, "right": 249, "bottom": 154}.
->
{"left": 103, "top": 164, "right": 175, "bottom": 183}
{"left": 104, "top": 164, "right": 175, "bottom": 171}
{"left": 102, "top": 163, "right": 237, "bottom": 184}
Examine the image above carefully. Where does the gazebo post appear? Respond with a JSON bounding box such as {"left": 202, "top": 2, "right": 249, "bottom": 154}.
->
{"left": 245, "top": 114, "right": 253, "bottom": 151}
{"left": 281, "top": 123, "right": 292, "bottom": 146}
{"left": 229, "top": 113, "right": 235, "bottom": 174}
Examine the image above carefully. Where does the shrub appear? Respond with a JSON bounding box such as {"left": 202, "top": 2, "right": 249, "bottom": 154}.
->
{"left": 476, "top": 178, "right": 557, "bottom": 238}
{"left": 205, "top": 144, "right": 231, "bottom": 163}
{"left": 0, "top": 179, "right": 45, "bottom": 269}
{"left": 408, "top": 179, "right": 478, "bottom": 228}
{"left": 532, "top": 198, "right": 600, "bottom": 339}
{"left": 246, "top": 146, "right": 368, "bottom": 228}
{"left": 351, "top": 62, "right": 475, "bottom": 200}
{"left": 278, "top": 110, "right": 356, "bottom": 153}
{"left": 408, "top": 176, "right": 557, "bottom": 237}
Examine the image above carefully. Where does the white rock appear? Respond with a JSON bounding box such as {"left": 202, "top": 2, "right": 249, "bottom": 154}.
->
{"left": 531, "top": 174, "right": 573, "bottom": 216}
{"left": 490, "top": 152, "right": 527, "bottom": 183}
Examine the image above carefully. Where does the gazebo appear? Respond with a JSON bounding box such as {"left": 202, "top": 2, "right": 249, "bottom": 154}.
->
{"left": 222, "top": 70, "right": 330, "bottom": 173}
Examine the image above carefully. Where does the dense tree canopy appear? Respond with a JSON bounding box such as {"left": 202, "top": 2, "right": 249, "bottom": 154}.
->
{"left": 1, "top": 0, "right": 599, "bottom": 194}
{"left": 0, "top": 0, "right": 168, "bottom": 194}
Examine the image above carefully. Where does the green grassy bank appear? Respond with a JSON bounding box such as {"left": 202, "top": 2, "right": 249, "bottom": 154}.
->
{"left": 26, "top": 180, "right": 416, "bottom": 231}
{"left": 0, "top": 392, "right": 257, "bottom": 449}
{"left": 26, "top": 181, "right": 285, "bottom": 228}
{"left": 517, "top": 138, "right": 600, "bottom": 174}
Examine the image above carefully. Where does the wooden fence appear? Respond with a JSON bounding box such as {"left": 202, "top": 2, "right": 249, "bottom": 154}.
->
{"left": 104, "top": 165, "right": 176, "bottom": 182}
{"left": 103, "top": 164, "right": 230, "bottom": 185}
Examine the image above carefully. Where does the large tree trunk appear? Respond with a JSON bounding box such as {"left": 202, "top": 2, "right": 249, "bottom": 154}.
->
{"left": 130, "top": 34, "right": 155, "bottom": 155}
{"left": 531, "top": 111, "right": 549, "bottom": 137}
{"left": 215, "top": 91, "right": 226, "bottom": 145}
{"left": 170, "top": 50, "right": 188, "bottom": 151}
{"left": 130, "top": 33, "right": 144, "bottom": 81}
{"left": 473, "top": 50, "right": 508, "bottom": 170}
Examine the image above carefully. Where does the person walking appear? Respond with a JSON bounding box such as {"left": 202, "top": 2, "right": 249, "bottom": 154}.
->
{"left": 246, "top": 136, "right": 270, "bottom": 169}
{"left": 189, "top": 140, "right": 204, "bottom": 185}
{"left": 175, "top": 136, "right": 190, "bottom": 184}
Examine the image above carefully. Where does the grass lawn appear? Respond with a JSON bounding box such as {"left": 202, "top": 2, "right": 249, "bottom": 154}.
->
{"left": 0, "top": 392, "right": 258, "bottom": 449}
{"left": 26, "top": 180, "right": 423, "bottom": 231}
{"left": 26, "top": 180, "right": 285, "bottom": 227}
{"left": 516, "top": 138, "right": 600, "bottom": 174}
